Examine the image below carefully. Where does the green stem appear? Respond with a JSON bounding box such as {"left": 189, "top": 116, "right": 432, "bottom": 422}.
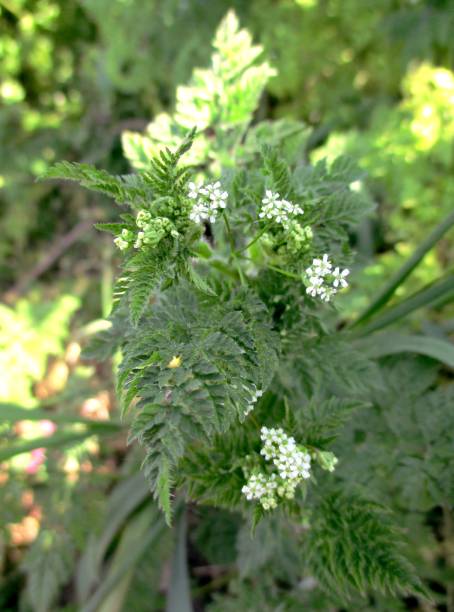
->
{"left": 236, "top": 222, "right": 273, "bottom": 255}
{"left": 266, "top": 264, "right": 300, "bottom": 280}
{"left": 222, "top": 211, "right": 235, "bottom": 254}
{"left": 239, "top": 254, "right": 300, "bottom": 281}
{"left": 223, "top": 211, "right": 246, "bottom": 286}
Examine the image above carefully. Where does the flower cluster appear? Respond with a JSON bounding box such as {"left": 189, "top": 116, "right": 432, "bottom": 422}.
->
{"left": 241, "top": 473, "right": 279, "bottom": 510}
{"left": 242, "top": 427, "right": 311, "bottom": 510}
{"left": 243, "top": 386, "right": 263, "bottom": 417}
{"left": 113, "top": 209, "right": 177, "bottom": 251}
{"left": 305, "top": 254, "right": 350, "bottom": 302}
{"left": 188, "top": 181, "right": 228, "bottom": 223}
{"left": 260, "top": 427, "right": 311, "bottom": 480}
{"left": 259, "top": 190, "right": 303, "bottom": 227}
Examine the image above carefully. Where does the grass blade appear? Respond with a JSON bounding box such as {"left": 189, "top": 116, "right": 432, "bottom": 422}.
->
{"left": 352, "top": 209, "right": 454, "bottom": 327}
{"left": 0, "top": 403, "right": 122, "bottom": 431}
{"left": 0, "top": 431, "right": 98, "bottom": 462}
{"left": 76, "top": 473, "right": 150, "bottom": 602}
{"left": 355, "top": 332, "right": 454, "bottom": 368}
{"left": 80, "top": 507, "right": 165, "bottom": 612}
{"left": 166, "top": 508, "right": 193, "bottom": 612}
{"left": 354, "top": 274, "right": 454, "bottom": 336}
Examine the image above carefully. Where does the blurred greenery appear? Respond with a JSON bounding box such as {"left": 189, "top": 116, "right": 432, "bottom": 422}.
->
{"left": 0, "top": 0, "right": 453, "bottom": 610}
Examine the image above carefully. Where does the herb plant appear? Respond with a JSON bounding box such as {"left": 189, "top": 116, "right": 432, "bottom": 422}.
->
{"left": 38, "top": 11, "right": 454, "bottom": 609}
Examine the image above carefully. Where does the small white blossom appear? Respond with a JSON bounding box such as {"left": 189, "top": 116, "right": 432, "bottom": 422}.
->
{"left": 332, "top": 266, "right": 350, "bottom": 288}
{"left": 319, "top": 286, "right": 337, "bottom": 303}
{"left": 201, "top": 181, "right": 228, "bottom": 210}
{"left": 305, "top": 256, "right": 350, "bottom": 301}
{"left": 242, "top": 473, "right": 267, "bottom": 500}
{"left": 261, "top": 189, "right": 280, "bottom": 208}
{"left": 260, "top": 428, "right": 311, "bottom": 481}
{"left": 306, "top": 276, "right": 324, "bottom": 297}
{"left": 242, "top": 472, "right": 279, "bottom": 509}
{"left": 189, "top": 202, "right": 211, "bottom": 224}
{"left": 311, "top": 254, "right": 332, "bottom": 277}
{"left": 259, "top": 190, "right": 304, "bottom": 227}
{"left": 188, "top": 180, "right": 228, "bottom": 224}
{"left": 188, "top": 182, "right": 200, "bottom": 199}
{"left": 282, "top": 199, "right": 304, "bottom": 216}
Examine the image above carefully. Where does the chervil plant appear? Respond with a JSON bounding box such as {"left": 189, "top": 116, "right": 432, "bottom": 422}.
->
{"left": 40, "top": 11, "right": 454, "bottom": 608}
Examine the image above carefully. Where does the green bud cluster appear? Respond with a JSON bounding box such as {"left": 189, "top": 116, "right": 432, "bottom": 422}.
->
{"left": 283, "top": 221, "right": 313, "bottom": 255}
{"left": 114, "top": 228, "right": 135, "bottom": 251}
{"left": 314, "top": 450, "right": 339, "bottom": 472}
{"left": 135, "top": 215, "right": 178, "bottom": 249}
{"left": 154, "top": 196, "right": 193, "bottom": 232}
{"left": 114, "top": 208, "right": 182, "bottom": 252}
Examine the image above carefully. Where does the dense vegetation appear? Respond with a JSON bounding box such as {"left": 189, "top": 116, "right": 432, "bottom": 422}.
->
{"left": 1, "top": 2, "right": 453, "bottom": 611}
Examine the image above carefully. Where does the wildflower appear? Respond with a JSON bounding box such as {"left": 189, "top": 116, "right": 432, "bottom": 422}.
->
{"left": 319, "top": 285, "right": 336, "bottom": 303}
{"left": 242, "top": 427, "right": 312, "bottom": 510}
{"left": 310, "top": 254, "right": 332, "bottom": 277}
{"left": 242, "top": 472, "right": 279, "bottom": 509}
{"left": 332, "top": 266, "right": 350, "bottom": 288}
{"left": 189, "top": 201, "right": 211, "bottom": 224}
{"left": 188, "top": 182, "right": 200, "bottom": 199}
{"left": 188, "top": 180, "right": 228, "bottom": 224}
{"left": 241, "top": 473, "right": 268, "bottom": 500}
{"left": 306, "top": 275, "right": 324, "bottom": 297}
{"left": 259, "top": 190, "right": 303, "bottom": 226}
{"left": 200, "top": 181, "right": 228, "bottom": 210}
{"left": 305, "top": 256, "right": 349, "bottom": 301}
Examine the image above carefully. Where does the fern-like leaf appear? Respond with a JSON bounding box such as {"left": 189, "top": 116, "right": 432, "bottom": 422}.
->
{"left": 42, "top": 161, "right": 148, "bottom": 208}
{"left": 119, "top": 285, "right": 279, "bottom": 521}
{"left": 306, "top": 492, "right": 426, "bottom": 599}
{"left": 143, "top": 128, "right": 196, "bottom": 196}
{"left": 261, "top": 145, "right": 293, "bottom": 198}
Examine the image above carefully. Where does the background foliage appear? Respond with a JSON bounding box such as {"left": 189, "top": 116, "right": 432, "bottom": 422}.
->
{"left": 0, "top": 1, "right": 453, "bottom": 611}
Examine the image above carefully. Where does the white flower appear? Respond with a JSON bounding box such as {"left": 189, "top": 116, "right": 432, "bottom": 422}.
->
{"left": 306, "top": 276, "right": 323, "bottom": 297}
{"left": 189, "top": 202, "right": 209, "bottom": 224}
{"left": 332, "top": 266, "right": 350, "bottom": 289}
{"left": 305, "top": 256, "right": 350, "bottom": 301}
{"left": 319, "top": 286, "right": 336, "bottom": 302}
{"left": 311, "top": 254, "right": 332, "bottom": 277}
{"left": 261, "top": 189, "right": 280, "bottom": 208}
{"left": 241, "top": 473, "right": 268, "bottom": 500}
{"left": 188, "top": 182, "right": 200, "bottom": 199}
{"left": 203, "top": 181, "right": 228, "bottom": 209}
{"left": 259, "top": 190, "right": 303, "bottom": 226}
{"left": 242, "top": 428, "right": 313, "bottom": 510}
{"left": 282, "top": 199, "right": 304, "bottom": 216}
{"left": 188, "top": 180, "right": 228, "bottom": 224}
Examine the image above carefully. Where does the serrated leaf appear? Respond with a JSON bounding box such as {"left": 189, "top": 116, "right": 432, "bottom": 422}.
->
{"left": 120, "top": 285, "right": 278, "bottom": 520}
